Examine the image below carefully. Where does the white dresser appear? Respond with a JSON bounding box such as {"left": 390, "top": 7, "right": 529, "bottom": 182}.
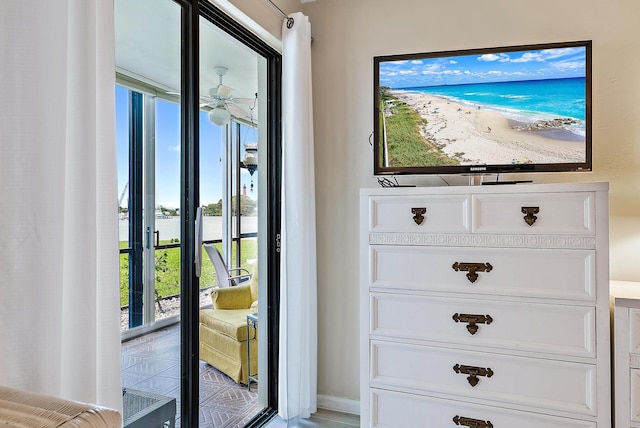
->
{"left": 360, "top": 182, "right": 611, "bottom": 428}
{"left": 612, "top": 281, "right": 640, "bottom": 428}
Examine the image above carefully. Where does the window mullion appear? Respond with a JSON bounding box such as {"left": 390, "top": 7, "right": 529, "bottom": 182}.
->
{"left": 142, "top": 94, "right": 156, "bottom": 325}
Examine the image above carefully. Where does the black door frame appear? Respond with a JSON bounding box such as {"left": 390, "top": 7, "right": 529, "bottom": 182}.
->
{"left": 178, "top": 1, "right": 282, "bottom": 426}
{"left": 127, "top": 91, "right": 145, "bottom": 329}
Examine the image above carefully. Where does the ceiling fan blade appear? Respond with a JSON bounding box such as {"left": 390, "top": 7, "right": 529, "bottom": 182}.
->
{"left": 226, "top": 103, "right": 250, "bottom": 120}
{"left": 217, "top": 84, "right": 234, "bottom": 99}
{"left": 233, "top": 97, "right": 257, "bottom": 106}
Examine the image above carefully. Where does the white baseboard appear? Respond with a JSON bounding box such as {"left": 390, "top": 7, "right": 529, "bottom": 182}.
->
{"left": 317, "top": 394, "right": 360, "bottom": 416}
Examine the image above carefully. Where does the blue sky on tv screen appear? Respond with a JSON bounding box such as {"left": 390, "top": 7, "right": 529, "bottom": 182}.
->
{"left": 379, "top": 46, "right": 587, "bottom": 89}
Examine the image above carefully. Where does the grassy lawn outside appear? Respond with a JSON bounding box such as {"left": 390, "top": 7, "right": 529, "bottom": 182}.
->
{"left": 119, "top": 239, "right": 257, "bottom": 307}
{"left": 379, "top": 93, "right": 459, "bottom": 168}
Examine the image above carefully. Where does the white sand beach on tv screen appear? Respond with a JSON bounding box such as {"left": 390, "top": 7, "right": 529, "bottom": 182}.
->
{"left": 388, "top": 90, "right": 586, "bottom": 167}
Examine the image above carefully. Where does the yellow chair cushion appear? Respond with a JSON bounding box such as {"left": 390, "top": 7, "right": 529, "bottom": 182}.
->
{"left": 249, "top": 259, "right": 258, "bottom": 303}
{"left": 210, "top": 284, "right": 252, "bottom": 309}
{"left": 200, "top": 308, "right": 256, "bottom": 341}
{"left": 249, "top": 266, "right": 258, "bottom": 313}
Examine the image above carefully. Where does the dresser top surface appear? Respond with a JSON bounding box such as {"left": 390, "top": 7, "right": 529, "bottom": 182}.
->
{"left": 611, "top": 281, "right": 640, "bottom": 308}
{"left": 361, "top": 181, "right": 609, "bottom": 196}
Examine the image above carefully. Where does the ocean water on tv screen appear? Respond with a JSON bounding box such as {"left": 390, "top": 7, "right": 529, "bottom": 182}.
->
{"left": 411, "top": 77, "right": 586, "bottom": 137}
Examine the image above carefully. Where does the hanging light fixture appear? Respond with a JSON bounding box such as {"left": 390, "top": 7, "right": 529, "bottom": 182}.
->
{"left": 208, "top": 107, "right": 230, "bottom": 126}
{"left": 241, "top": 142, "right": 258, "bottom": 192}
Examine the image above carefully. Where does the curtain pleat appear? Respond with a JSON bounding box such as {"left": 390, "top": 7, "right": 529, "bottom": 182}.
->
{"left": 0, "top": 0, "right": 121, "bottom": 412}
{"left": 279, "top": 12, "right": 318, "bottom": 422}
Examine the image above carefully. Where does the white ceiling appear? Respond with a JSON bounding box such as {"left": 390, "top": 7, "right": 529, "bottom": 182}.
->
{"left": 115, "top": 0, "right": 259, "bottom": 103}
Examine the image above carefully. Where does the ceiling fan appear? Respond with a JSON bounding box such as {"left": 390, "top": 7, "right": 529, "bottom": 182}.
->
{"left": 202, "top": 66, "right": 257, "bottom": 126}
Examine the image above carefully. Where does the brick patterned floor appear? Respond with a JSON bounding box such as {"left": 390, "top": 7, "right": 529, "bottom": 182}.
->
{"left": 121, "top": 323, "right": 260, "bottom": 427}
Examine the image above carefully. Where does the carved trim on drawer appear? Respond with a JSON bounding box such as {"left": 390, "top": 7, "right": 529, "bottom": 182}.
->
{"left": 369, "top": 233, "right": 596, "bottom": 249}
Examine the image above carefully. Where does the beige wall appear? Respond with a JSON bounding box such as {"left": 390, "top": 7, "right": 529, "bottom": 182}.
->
{"left": 235, "top": 0, "right": 640, "bottom": 408}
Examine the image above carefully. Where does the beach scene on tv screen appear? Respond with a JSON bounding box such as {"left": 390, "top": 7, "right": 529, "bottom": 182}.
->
{"left": 377, "top": 45, "right": 588, "bottom": 169}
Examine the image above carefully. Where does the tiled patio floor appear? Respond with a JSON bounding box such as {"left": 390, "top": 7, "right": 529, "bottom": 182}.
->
{"left": 121, "top": 323, "right": 260, "bottom": 427}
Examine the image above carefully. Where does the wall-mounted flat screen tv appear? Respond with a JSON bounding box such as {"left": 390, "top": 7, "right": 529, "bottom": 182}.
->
{"left": 374, "top": 41, "right": 592, "bottom": 176}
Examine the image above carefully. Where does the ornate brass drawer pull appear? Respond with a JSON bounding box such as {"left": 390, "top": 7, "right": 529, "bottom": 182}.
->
{"left": 453, "top": 364, "right": 494, "bottom": 387}
{"left": 411, "top": 207, "right": 426, "bottom": 225}
{"left": 453, "top": 415, "right": 494, "bottom": 428}
{"left": 521, "top": 206, "right": 539, "bottom": 226}
{"left": 452, "top": 262, "right": 493, "bottom": 283}
{"left": 453, "top": 313, "right": 493, "bottom": 335}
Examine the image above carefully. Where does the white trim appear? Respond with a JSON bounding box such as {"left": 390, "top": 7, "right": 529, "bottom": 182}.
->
{"left": 369, "top": 233, "right": 597, "bottom": 249}
{"left": 120, "top": 316, "right": 180, "bottom": 342}
{"left": 207, "top": 0, "right": 283, "bottom": 53}
{"left": 317, "top": 394, "right": 360, "bottom": 416}
{"left": 143, "top": 94, "right": 157, "bottom": 325}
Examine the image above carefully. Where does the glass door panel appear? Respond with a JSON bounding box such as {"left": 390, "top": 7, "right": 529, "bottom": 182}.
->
{"left": 115, "top": 0, "right": 182, "bottom": 425}
{"left": 152, "top": 97, "right": 182, "bottom": 323}
{"left": 117, "top": 0, "right": 280, "bottom": 424}
{"left": 198, "top": 13, "right": 267, "bottom": 424}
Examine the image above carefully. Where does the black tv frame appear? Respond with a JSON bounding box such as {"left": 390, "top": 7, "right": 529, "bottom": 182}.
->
{"left": 373, "top": 40, "right": 592, "bottom": 176}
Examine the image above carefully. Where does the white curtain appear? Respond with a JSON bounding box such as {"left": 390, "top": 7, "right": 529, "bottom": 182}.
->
{"left": 279, "top": 12, "right": 318, "bottom": 422}
{"left": 0, "top": 0, "right": 122, "bottom": 411}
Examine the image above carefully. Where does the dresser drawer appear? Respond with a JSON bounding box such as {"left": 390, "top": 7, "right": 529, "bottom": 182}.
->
{"left": 370, "top": 246, "right": 595, "bottom": 301}
{"left": 371, "top": 293, "right": 596, "bottom": 358}
{"left": 629, "top": 309, "right": 640, "bottom": 356}
{"left": 367, "top": 194, "right": 471, "bottom": 233}
{"left": 473, "top": 192, "right": 595, "bottom": 235}
{"left": 371, "top": 389, "right": 597, "bottom": 428}
{"left": 371, "top": 340, "right": 597, "bottom": 417}
{"left": 632, "top": 369, "right": 640, "bottom": 423}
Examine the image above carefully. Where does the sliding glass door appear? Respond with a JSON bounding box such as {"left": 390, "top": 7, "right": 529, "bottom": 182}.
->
{"left": 116, "top": 1, "right": 281, "bottom": 426}
{"left": 197, "top": 9, "right": 275, "bottom": 424}
{"left": 115, "top": 2, "right": 187, "bottom": 427}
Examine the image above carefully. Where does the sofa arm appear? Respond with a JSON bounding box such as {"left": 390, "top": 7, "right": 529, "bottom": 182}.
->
{"left": 0, "top": 385, "right": 121, "bottom": 427}
{"left": 210, "top": 284, "right": 252, "bottom": 309}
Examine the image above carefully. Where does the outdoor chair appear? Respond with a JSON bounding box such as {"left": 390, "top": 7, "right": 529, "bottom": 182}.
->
{"left": 203, "top": 244, "right": 252, "bottom": 287}
{"left": 200, "top": 245, "right": 258, "bottom": 384}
